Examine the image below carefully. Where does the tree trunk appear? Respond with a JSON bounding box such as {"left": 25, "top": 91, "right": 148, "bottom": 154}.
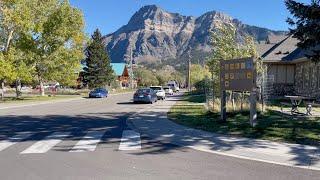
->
{"left": 211, "top": 72, "right": 215, "bottom": 112}
{"left": 0, "top": 81, "right": 4, "bottom": 101}
{"left": 230, "top": 91, "right": 235, "bottom": 112}
{"left": 15, "top": 79, "right": 22, "bottom": 98}
{"left": 240, "top": 92, "right": 243, "bottom": 112}
{"left": 40, "top": 80, "right": 45, "bottom": 96}
{"left": 5, "top": 30, "right": 14, "bottom": 52}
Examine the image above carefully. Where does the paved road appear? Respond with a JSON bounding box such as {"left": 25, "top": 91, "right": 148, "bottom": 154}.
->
{"left": 0, "top": 93, "right": 319, "bottom": 180}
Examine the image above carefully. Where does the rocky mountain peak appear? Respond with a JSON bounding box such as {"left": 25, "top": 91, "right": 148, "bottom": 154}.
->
{"left": 105, "top": 5, "right": 287, "bottom": 64}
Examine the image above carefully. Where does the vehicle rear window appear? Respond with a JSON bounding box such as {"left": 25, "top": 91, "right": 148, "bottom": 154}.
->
{"left": 150, "top": 87, "right": 161, "bottom": 90}
{"left": 137, "top": 89, "right": 151, "bottom": 93}
{"left": 94, "top": 88, "right": 105, "bottom": 92}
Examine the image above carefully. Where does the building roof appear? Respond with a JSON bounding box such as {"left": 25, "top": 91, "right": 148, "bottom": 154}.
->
{"left": 257, "top": 34, "right": 287, "bottom": 58}
{"left": 111, "top": 63, "right": 126, "bottom": 76}
{"left": 259, "top": 35, "right": 307, "bottom": 63}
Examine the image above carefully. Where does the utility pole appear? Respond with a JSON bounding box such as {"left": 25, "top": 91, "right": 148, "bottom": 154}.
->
{"left": 130, "top": 45, "right": 134, "bottom": 89}
{"left": 187, "top": 53, "right": 191, "bottom": 92}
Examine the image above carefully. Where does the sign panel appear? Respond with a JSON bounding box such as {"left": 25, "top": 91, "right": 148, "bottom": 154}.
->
{"left": 220, "top": 57, "right": 256, "bottom": 91}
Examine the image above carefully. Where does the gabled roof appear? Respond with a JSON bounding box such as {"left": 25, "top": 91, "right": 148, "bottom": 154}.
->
{"left": 257, "top": 34, "right": 287, "bottom": 58}
{"left": 111, "top": 63, "right": 126, "bottom": 76}
{"left": 259, "top": 35, "right": 307, "bottom": 62}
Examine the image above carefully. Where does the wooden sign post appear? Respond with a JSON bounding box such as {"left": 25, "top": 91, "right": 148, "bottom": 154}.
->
{"left": 220, "top": 57, "right": 257, "bottom": 127}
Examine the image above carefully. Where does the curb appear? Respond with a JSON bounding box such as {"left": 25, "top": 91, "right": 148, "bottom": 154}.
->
{"left": 126, "top": 98, "right": 320, "bottom": 172}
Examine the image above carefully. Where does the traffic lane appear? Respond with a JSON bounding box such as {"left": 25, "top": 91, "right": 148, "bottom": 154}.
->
{"left": 0, "top": 92, "right": 152, "bottom": 141}
{"left": 0, "top": 92, "right": 135, "bottom": 116}
{"left": 0, "top": 140, "right": 319, "bottom": 180}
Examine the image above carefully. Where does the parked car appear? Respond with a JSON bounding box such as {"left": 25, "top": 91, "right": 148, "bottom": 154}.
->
{"left": 150, "top": 86, "right": 166, "bottom": 100}
{"left": 163, "top": 86, "right": 174, "bottom": 95}
{"left": 167, "top": 80, "right": 180, "bottom": 92}
{"left": 133, "top": 88, "right": 157, "bottom": 104}
{"left": 89, "top": 88, "right": 108, "bottom": 98}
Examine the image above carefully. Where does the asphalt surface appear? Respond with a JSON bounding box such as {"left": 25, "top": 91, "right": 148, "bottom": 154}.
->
{"left": 0, "top": 93, "right": 319, "bottom": 180}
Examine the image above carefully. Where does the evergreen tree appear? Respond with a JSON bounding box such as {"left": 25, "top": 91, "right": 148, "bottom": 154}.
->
{"left": 83, "top": 29, "right": 114, "bottom": 88}
{"left": 286, "top": 0, "right": 320, "bottom": 62}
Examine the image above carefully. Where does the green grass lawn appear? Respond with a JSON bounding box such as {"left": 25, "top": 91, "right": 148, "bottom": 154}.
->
{"left": 0, "top": 95, "right": 81, "bottom": 104}
{"left": 168, "top": 95, "right": 320, "bottom": 146}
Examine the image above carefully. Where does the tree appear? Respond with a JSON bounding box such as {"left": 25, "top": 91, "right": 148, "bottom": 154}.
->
{"left": 17, "top": 0, "right": 86, "bottom": 96}
{"left": 206, "top": 24, "right": 258, "bottom": 116}
{"left": 285, "top": 0, "right": 320, "bottom": 62}
{"left": 0, "top": 0, "right": 36, "bottom": 98}
{"left": 190, "top": 64, "right": 210, "bottom": 86}
{"left": 207, "top": 24, "right": 257, "bottom": 81}
{"left": 83, "top": 29, "right": 114, "bottom": 89}
{"left": 135, "top": 68, "right": 159, "bottom": 87}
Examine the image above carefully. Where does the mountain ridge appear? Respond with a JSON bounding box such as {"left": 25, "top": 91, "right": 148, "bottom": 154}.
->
{"left": 105, "top": 5, "right": 287, "bottom": 64}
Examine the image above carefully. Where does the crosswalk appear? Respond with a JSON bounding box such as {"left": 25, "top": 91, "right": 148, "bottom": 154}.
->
{"left": 70, "top": 131, "right": 106, "bottom": 152}
{"left": 0, "top": 129, "right": 142, "bottom": 155}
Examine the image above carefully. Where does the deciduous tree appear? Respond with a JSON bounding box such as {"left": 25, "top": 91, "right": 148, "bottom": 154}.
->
{"left": 17, "top": 0, "right": 86, "bottom": 95}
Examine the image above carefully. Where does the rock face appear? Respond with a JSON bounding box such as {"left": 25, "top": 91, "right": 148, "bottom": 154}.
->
{"left": 105, "top": 5, "right": 286, "bottom": 63}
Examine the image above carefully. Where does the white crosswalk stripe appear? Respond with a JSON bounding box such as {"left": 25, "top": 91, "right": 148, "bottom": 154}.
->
{"left": 69, "top": 130, "right": 106, "bottom": 152}
{"left": 119, "top": 130, "right": 141, "bottom": 151}
{"left": 20, "top": 132, "right": 70, "bottom": 154}
{"left": 0, "top": 133, "right": 34, "bottom": 152}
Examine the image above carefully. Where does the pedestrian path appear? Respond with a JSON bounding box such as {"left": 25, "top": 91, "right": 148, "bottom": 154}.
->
{"left": 128, "top": 96, "right": 320, "bottom": 171}
{"left": 0, "top": 129, "right": 142, "bottom": 155}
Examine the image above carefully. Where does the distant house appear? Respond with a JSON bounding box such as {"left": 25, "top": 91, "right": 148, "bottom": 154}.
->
{"left": 111, "top": 63, "right": 131, "bottom": 88}
{"left": 78, "top": 62, "right": 136, "bottom": 89}
{"left": 258, "top": 35, "right": 320, "bottom": 98}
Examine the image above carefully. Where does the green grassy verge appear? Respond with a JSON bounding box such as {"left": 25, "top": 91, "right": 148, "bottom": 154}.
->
{"left": 0, "top": 95, "right": 81, "bottom": 104}
{"left": 168, "top": 95, "right": 320, "bottom": 146}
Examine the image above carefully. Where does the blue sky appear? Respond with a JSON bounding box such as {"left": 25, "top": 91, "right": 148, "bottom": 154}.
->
{"left": 70, "top": 0, "right": 310, "bottom": 35}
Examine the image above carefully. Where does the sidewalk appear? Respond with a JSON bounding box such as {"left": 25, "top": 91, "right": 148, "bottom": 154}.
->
{"left": 128, "top": 95, "right": 320, "bottom": 171}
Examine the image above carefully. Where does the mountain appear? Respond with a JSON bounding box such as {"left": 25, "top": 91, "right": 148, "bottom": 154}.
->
{"left": 104, "top": 5, "right": 287, "bottom": 64}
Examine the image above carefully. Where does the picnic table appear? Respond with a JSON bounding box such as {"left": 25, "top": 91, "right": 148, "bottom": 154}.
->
{"left": 284, "top": 95, "right": 315, "bottom": 116}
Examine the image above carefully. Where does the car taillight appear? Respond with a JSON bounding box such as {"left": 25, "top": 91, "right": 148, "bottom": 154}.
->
{"left": 144, "top": 93, "right": 150, "bottom": 96}
{"left": 134, "top": 93, "right": 138, "bottom": 96}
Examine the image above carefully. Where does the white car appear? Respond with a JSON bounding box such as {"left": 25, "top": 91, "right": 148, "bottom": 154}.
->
{"left": 163, "top": 86, "right": 173, "bottom": 95}
{"left": 167, "top": 81, "right": 180, "bottom": 92}
{"left": 150, "top": 86, "right": 166, "bottom": 100}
